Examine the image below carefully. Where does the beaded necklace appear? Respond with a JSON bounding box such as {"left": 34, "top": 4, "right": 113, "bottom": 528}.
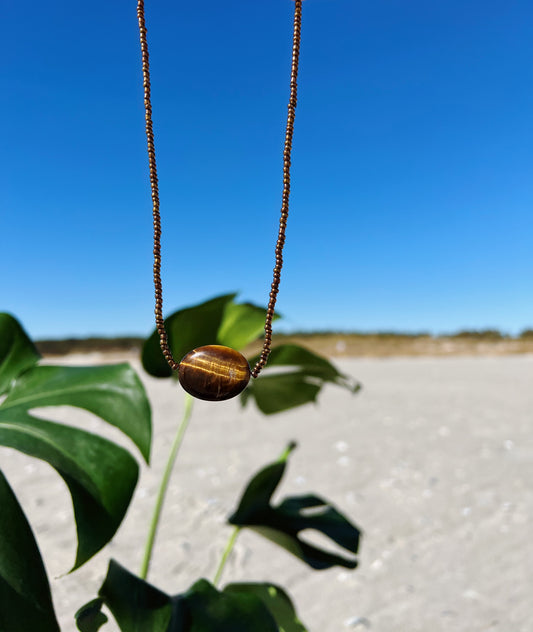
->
{"left": 137, "top": 0, "right": 303, "bottom": 401}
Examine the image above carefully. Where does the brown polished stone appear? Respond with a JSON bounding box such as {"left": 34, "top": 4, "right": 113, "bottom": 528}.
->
{"left": 178, "top": 345, "right": 251, "bottom": 401}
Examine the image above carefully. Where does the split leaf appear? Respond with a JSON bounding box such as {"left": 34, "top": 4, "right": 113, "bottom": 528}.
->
{"left": 0, "top": 409, "right": 139, "bottom": 570}
{"left": 0, "top": 312, "right": 40, "bottom": 395}
{"left": 0, "top": 313, "right": 152, "bottom": 571}
{"left": 76, "top": 559, "right": 280, "bottom": 632}
{"left": 242, "top": 344, "right": 360, "bottom": 414}
{"left": 224, "top": 583, "right": 307, "bottom": 632}
{"left": 228, "top": 447, "right": 360, "bottom": 569}
{"left": 142, "top": 294, "right": 236, "bottom": 378}
{"left": 0, "top": 469, "right": 60, "bottom": 632}
{"left": 2, "top": 363, "right": 151, "bottom": 462}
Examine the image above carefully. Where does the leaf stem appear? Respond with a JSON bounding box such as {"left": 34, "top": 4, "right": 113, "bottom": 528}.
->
{"left": 278, "top": 440, "right": 297, "bottom": 462}
{"left": 213, "top": 526, "right": 241, "bottom": 587}
{"left": 212, "top": 442, "right": 294, "bottom": 587}
{"left": 139, "top": 393, "right": 194, "bottom": 580}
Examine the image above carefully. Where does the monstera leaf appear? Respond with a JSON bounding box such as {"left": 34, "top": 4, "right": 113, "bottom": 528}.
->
{"left": 0, "top": 470, "right": 60, "bottom": 632}
{"left": 216, "top": 300, "right": 278, "bottom": 351}
{"left": 242, "top": 344, "right": 360, "bottom": 414}
{"left": 0, "top": 312, "right": 40, "bottom": 393}
{"left": 228, "top": 445, "right": 360, "bottom": 570}
{"left": 76, "top": 560, "right": 282, "bottom": 632}
{"left": 142, "top": 294, "right": 358, "bottom": 414}
{"left": 223, "top": 583, "right": 307, "bottom": 632}
{"left": 0, "top": 313, "right": 152, "bottom": 630}
{"left": 142, "top": 294, "right": 236, "bottom": 378}
{"left": 142, "top": 294, "right": 279, "bottom": 378}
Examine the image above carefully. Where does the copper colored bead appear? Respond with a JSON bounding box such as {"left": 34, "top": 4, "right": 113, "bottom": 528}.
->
{"left": 178, "top": 345, "right": 251, "bottom": 402}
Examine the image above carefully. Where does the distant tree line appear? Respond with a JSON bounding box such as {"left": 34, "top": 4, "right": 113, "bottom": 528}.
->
{"left": 445, "top": 329, "right": 533, "bottom": 340}
{"left": 35, "top": 328, "right": 533, "bottom": 356}
{"left": 35, "top": 337, "right": 144, "bottom": 356}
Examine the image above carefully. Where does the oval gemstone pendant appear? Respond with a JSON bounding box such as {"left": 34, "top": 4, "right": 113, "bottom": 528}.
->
{"left": 178, "top": 345, "right": 251, "bottom": 402}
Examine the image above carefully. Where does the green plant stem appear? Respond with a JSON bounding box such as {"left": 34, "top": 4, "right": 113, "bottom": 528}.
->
{"left": 278, "top": 440, "right": 297, "bottom": 462}
{"left": 212, "top": 443, "right": 293, "bottom": 587}
{"left": 139, "top": 392, "right": 194, "bottom": 580}
{"left": 213, "top": 526, "right": 242, "bottom": 587}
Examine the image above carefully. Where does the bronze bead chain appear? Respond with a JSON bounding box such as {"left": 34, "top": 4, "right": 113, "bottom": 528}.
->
{"left": 251, "top": 0, "right": 302, "bottom": 378}
{"left": 136, "top": 0, "right": 303, "bottom": 399}
{"left": 137, "top": 0, "right": 179, "bottom": 372}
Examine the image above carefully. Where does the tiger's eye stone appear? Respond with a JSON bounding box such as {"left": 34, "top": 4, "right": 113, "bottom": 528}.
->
{"left": 178, "top": 345, "right": 251, "bottom": 402}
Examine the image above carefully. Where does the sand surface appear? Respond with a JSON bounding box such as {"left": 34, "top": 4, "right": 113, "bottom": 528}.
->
{"left": 2, "top": 354, "right": 532, "bottom": 631}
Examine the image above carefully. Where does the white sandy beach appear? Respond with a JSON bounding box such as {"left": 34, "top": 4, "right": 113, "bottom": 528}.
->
{"left": 2, "top": 354, "right": 532, "bottom": 631}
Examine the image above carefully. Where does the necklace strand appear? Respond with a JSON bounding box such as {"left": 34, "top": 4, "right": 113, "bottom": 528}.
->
{"left": 137, "top": 0, "right": 303, "bottom": 377}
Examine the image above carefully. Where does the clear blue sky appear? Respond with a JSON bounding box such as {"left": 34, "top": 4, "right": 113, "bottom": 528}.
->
{"left": 2, "top": 0, "right": 532, "bottom": 339}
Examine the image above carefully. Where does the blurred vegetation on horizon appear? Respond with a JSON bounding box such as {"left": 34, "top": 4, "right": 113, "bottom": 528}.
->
{"left": 35, "top": 328, "right": 533, "bottom": 358}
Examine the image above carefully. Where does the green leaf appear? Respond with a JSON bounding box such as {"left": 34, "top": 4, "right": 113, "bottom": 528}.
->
{"left": 142, "top": 294, "right": 237, "bottom": 378}
{"left": 0, "top": 469, "right": 60, "bottom": 632}
{"left": 77, "top": 560, "right": 279, "bottom": 632}
{"left": 89, "top": 560, "right": 172, "bottom": 632}
{"left": 75, "top": 599, "right": 108, "bottom": 632}
{"left": 217, "top": 301, "right": 279, "bottom": 351}
{"left": 228, "top": 449, "right": 360, "bottom": 570}
{"left": 242, "top": 373, "right": 321, "bottom": 415}
{"left": 253, "top": 344, "right": 359, "bottom": 387}
{"left": 0, "top": 314, "right": 151, "bottom": 583}
{"left": 0, "top": 313, "right": 40, "bottom": 395}
{"left": 2, "top": 364, "right": 151, "bottom": 462}
{"left": 243, "top": 344, "right": 360, "bottom": 414}
{"left": 141, "top": 294, "right": 279, "bottom": 379}
{"left": 180, "top": 579, "right": 278, "bottom": 632}
{"left": 224, "top": 583, "right": 307, "bottom": 632}
{"left": 231, "top": 461, "right": 286, "bottom": 517}
{"left": 0, "top": 409, "right": 139, "bottom": 570}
